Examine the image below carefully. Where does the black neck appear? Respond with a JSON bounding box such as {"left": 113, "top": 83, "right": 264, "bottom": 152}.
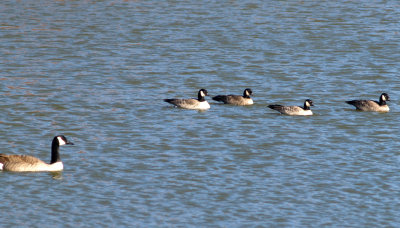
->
{"left": 303, "top": 104, "right": 310, "bottom": 110}
{"left": 198, "top": 93, "right": 205, "bottom": 102}
{"left": 379, "top": 98, "right": 386, "bottom": 106}
{"left": 243, "top": 91, "right": 250, "bottom": 98}
{"left": 50, "top": 137, "right": 60, "bottom": 164}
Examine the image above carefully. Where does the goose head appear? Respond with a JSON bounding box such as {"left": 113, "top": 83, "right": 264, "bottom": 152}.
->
{"left": 198, "top": 89, "right": 208, "bottom": 101}
{"left": 244, "top": 88, "right": 253, "bottom": 98}
{"left": 304, "top": 99, "right": 314, "bottom": 109}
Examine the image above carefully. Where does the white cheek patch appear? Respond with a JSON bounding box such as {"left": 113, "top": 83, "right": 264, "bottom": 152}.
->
{"left": 200, "top": 91, "right": 205, "bottom": 97}
{"left": 57, "top": 136, "right": 66, "bottom": 145}
{"left": 381, "top": 95, "right": 386, "bottom": 101}
{"left": 305, "top": 101, "right": 310, "bottom": 107}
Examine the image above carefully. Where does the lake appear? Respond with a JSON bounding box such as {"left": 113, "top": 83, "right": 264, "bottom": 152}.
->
{"left": 1, "top": 0, "right": 400, "bottom": 227}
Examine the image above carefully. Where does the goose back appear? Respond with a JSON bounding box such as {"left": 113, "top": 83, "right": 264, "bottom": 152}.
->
{"left": 0, "top": 154, "right": 63, "bottom": 172}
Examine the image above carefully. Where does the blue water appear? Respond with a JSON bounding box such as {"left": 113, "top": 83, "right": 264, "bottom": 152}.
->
{"left": 1, "top": 0, "right": 400, "bottom": 227}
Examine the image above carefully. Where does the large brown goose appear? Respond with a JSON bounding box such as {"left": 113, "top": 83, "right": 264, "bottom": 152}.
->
{"left": 346, "top": 93, "right": 390, "bottom": 112}
{"left": 164, "top": 89, "right": 210, "bottom": 110}
{"left": 268, "top": 99, "right": 314, "bottom": 116}
{"left": 0, "top": 135, "right": 74, "bottom": 172}
{"left": 212, "top": 88, "right": 254, "bottom": 105}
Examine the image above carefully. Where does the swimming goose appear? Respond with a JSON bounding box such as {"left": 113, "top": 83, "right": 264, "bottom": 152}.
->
{"left": 268, "top": 99, "right": 314, "bottom": 116}
{"left": 212, "top": 88, "right": 254, "bottom": 105}
{"left": 0, "top": 135, "right": 74, "bottom": 172}
{"left": 346, "top": 93, "right": 390, "bottom": 112}
{"left": 164, "top": 88, "right": 210, "bottom": 110}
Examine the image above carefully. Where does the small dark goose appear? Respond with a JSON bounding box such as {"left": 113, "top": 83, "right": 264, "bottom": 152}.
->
{"left": 346, "top": 93, "right": 390, "bottom": 112}
{"left": 212, "top": 88, "right": 254, "bottom": 105}
{"left": 164, "top": 89, "right": 210, "bottom": 110}
{"left": 268, "top": 99, "right": 314, "bottom": 116}
{"left": 0, "top": 135, "right": 74, "bottom": 172}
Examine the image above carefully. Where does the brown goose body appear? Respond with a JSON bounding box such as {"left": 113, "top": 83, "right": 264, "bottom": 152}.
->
{"left": 346, "top": 93, "right": 390, "bottom": 112}
{"left": 0, "top": 154, "right": 63, "bottom": 172}
{"left": 164, "top": 89, "right": 210, "bottom": 110}
{"left": 212, "top": 88, "right": 253, "bottom": 105}
{"left": 268, "top": 99, "right": 314, "bottom": 116}
{"left": 0, "top": 135, "right": 73, "bottom": 172}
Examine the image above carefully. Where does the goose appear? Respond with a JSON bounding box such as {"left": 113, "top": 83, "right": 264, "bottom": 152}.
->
{"left": 164, "top": 88, "right": 210, "bottom": 110}
{"left": 212, "top": 88, "right": 254, "bottom": 105}
{"left": 268, "top": 99, "right": 314, "bottom": 116}
{"left": 346, "top": 93, "right": 390, "bottom": 112}
{"left": 0, "top": 135, "right": 74, "bottom": 172}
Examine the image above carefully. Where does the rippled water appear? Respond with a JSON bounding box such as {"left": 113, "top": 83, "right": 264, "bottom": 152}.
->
{"left": 1, "top": 0, "right": 400, "bottom": 227}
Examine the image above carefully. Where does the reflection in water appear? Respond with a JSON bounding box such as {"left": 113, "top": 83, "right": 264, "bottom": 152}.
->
{"left": 50, "top": 171, "right": 63, "bottom": 180}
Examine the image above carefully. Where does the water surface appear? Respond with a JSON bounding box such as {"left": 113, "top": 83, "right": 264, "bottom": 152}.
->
{"left": 1, "top": 1, "right": 400, "bottom": 227}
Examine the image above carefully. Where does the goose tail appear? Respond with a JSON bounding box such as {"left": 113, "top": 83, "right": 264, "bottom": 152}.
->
{"left": 345, "top": 100, "right": 357, "bottom": 106}
{"left": 268, "top": 104, "right": 283, "bottom": 111}
{"left": 164, "top": 99, "right": 174, "bottom": 103}
{"left": 212, "top": 95, "right": 226, "bottom": 102}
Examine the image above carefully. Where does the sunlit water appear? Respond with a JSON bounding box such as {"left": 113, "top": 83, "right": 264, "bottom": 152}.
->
{"left": 1, "top": 1, "right": 400, "bottom": 227}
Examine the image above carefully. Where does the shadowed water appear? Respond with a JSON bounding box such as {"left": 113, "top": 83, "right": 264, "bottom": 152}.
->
{"left": 1, "top": 0, "right": 400, "bottom": 227}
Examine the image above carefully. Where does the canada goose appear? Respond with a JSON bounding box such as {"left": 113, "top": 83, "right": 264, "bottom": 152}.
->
{"left": 268, "top": 99, "right": 314, "bottom": 116}
{"left": 0, "top": 135, "right": 74, "bottom": 172}
{"left": 346, "top": 93, "right": 390, "bottom": 112}
{"left": 212, "top": 88, "right": 254, "bottom": 105}
{"left": 164, "top": 88, "right": 210, "bottom": 110}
